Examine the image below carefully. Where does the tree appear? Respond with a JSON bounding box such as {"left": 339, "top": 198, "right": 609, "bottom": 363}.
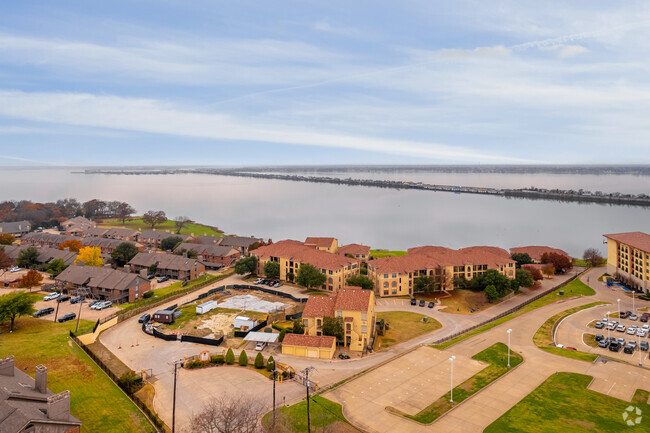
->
{"left": 46, "top": 259, "right": 67, "bottom": 277}
{"left": 58, "top": 239, "right": 83, "bottom": 253}
{"left": 187, "top": 395, "right": 262, "bottom": 433}
{"left": 263, "top": 261, "right": 280, "bottom": 279}
{"left": 18, "top": 270, "right": 43, "bottom": 291}
{"left": 292, "top": 318, "right": 304, "bottom": 334}
{"left": 527, "top": 267, "right": 543, "bottom": 281}
{"left": 485, "top": 285, "right": 499, "bottom": 301}
{"left": 583, "top": 248, "right": 604, "bottom": 268}
{"left": 234, "top": 256, "right": 258, "bottom": 275}
{"left": 111, "top": 242, "right": 139, "bottom": 267}
{"left": 175, "top": 247, "right": 197, "bottom": 259}
{"left": 0, "top": 292, "right": 36, "bottom": 332}
{"left": 346, "top": 274, "right": 374, "bottom": 291}
{"left": 296, "top": 263, "right": 327, "bottom": 289}
{"left": 75, "top": 246, "right": 103, "bottom": 267}
{"left": 225, "top": 348, "right": 235, "bottom": 365}
{"left": 0, "top": 233, "right": 15, "bottom": 245}
{"left": 173, "top": 216, "right": 191, "bottom": 234}
{"left": 322, "top": 317, "right": 344, "bottom": 341}
{"left": 287, "top": 271, "right": 295, "bottom": 282}
{"left": 515, "top": 269, "right": 534, "bottom": 288}
{"left": 118, "top": 371, "right": 143, "bottom": 395}
{"left": 0, "top": 250, "right": 11, "bottom": 272}
{"left": 510, "top": 253, "right": 533, "bottom": 267}
{"left": 142, "top": 210, "right": 167, "bottom": 229}
{"left": 413, "top": 275, "right": 436, "bottom": 293}
{"left": 266, "top": 355, "right": 275, "bottom": 371}
{"left": 115, "top": 202, "right": 136, "bottom": 224}
{"left": 238, "top": 350, "right": 248, "bottom": 366}
{"left": 160, "top": 236, "right": 183, "bottom": 252}
{"left": 541, "top": 252, "right": 573, "bottom": 273}
{"left": 254, "top": 352, "right": 264, "bottom": 369}
{"left": 17, "top": 247, "right": 39, "bottom": 268}
{"left": 542, "top": 264, "right": 555, "bottom": 279}
{"left": 470, "top": 269, "right": 511, "bottom": 297}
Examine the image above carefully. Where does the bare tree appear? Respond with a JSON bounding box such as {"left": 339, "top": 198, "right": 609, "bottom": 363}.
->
{"left": 582, "top": 248, "right": 604, "bottom": 267}
{"left": 142, "top": 210, "right": 167, "bottom": 229}
{"left": 187, "top": 395, "right": 263, "bottom": 433}
{"left": 115, "top": 202, "right": 136, "bottom": 224}
{"left": 174, "top": 216, "right": 192, "bottom": 234}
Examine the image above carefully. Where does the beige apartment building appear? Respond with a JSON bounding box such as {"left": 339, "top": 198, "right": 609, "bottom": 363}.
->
{"left": 604, "top": 231, "right": 650, "bottom": 293}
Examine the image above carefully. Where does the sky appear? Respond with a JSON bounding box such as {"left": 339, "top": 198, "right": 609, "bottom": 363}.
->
{"left": 1, "top": 1, "right": 650, "bottom": 166}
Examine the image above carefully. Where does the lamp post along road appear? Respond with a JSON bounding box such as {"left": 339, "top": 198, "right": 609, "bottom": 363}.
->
{"left": 507, "top": 329, "right": 512, "bottom": 368}
{"left": 617, "top": 298, "right": 621, "bottom": 320}
{"left": 449, "top": 356, "right": 455, "bottom": 404}
{"left": 606, "top": 312, "right": 611, "bottom": 342}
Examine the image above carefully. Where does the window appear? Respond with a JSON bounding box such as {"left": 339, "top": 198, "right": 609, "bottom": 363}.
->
{"left": 384, "top": 273, "right": 388, "bottom": 278}
{"left": 392, "top": 273, "right": 397, "bottom": 278}
{"left": 328, "top": 278, "right": 333, "bottom": 283}
{"left": 392, "top": 289, "right": 397, "bottom": 295}
{"left": 391, "top": 281, "right": 397, "bottom": 287}
{"left": 304, "top": 319, "right": 309, "bottom": 327}
{"left": 361, "top": 325, "right": 367, "bottom": 334}
{"left": 336, "top": 310, "right": 342, "bottom": 317}
{"left": 383, "top": 282, "right": 389, "bottom": 288}
{"left": 329, "top": 270, "right": 333, "bottom": 275}
{"left": 383, "top": 290, "right": 389, "bottom": 295}
{"left": 346, "top": 323, "right": 351, "bottom": 331}
{"left": 316, "top": 319, "right": 321, "bottom": 327}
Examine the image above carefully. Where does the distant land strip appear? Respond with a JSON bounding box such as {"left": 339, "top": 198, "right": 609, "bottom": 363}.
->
{"left": 81, "top": 168, "right": 650, "bottom": 207}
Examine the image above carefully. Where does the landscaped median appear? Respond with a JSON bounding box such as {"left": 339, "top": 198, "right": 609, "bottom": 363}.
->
{"left": 261, "top": 395, "right": 352, "bottom": 433}
{"left": 388, "top": 343, "right": 523, "bottom": 424}
{"left": 533, "top": 302, "right": 608, "bottom": 362}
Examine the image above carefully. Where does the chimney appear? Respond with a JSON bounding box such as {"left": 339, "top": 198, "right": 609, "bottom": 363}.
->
{"left": 0, "top": 356, "right": 15, "bottom": 376}
{"left": 197, "top": 255, "right": 204, "bottom": 262}
{"left": 139, "top": 269, "right": 148, "bottom": 278}
{"left": 124, "top": 265, "right": 131, "bottom": 273}
{"left": 35, "top": 365, "right": 47, "bottom": 393}
{"left": 47, "top": 391, "right": 71, "bottom": 421}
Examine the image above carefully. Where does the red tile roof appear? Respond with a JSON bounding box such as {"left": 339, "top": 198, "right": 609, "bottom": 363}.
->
{"left": 510, "top": 246, "right": 569, "bottom": 262}
{"left": 302, "top": 295, "right": 335, "bottom": 318}
{"left": 253, "top": 240, "right": 355, "bottom": 270}
{"left": 302, "top": 286, "right": 372, "bottom": 318}
{"left": 282, "top": 334, "right": 336, "bottom": 348}
{"left": 604, "top": 232, "right": 650, "bottom": 253}
{"left": 337, "top": 244, "right": 370, "bottom": 256}
{"left": 304, "top": 237, "right": 336, "bottom": 248}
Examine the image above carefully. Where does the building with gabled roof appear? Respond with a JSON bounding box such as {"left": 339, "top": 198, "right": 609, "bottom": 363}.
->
{"left": 0, "top": 220, "right": 31, "bottom": 237}
{"left": 55, "top": 264, "right": 150, "bottom": 303}
{"left": 337, "top": 243, "right": 371, "bottom": 262}
{"left": 173, "top": 243, "right": 240, "bottom": 268}
{"left": 4, "top": 245, "right": 78, "bottom": 267}
{"left": 128, "top": 252, "right": 205, "bottom": 281}
{"left": 510, "top": 246, "right": 569, "bottom": 263}
{"left": 281, "top": 334, "right": 337, "bottom": 359}
{"left": 61, "top": 216, "right": 96, "bottom": 236}
{"left": 604, "top": 231, "right": 650, "bottom": 293}
{"left": 139, "top": 230, "right": 192, "bottom": 249}
{"left": 21, "top": 233, "right": 79, "bottom": 249}
{"left": 304, "top": 237, "right": 338, "bottom": 253}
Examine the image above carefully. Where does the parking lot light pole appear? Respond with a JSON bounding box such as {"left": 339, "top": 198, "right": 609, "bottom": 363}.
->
{"left": 272, "top": 370, "right": 277, "bottom": 428}
{"left": 606, "top": 312, "right": 611, "bottom": 342}
{"left": 617, "top": 298, "right": 621, "bottom": 319}
{"left": 449, "top": 356, "right": 455, "bottom": 403}
{"left": 639, "top": 333, "right": 642, "bottom": 366}
{"left": 632, "top": 291, "right": 635, "bottom": 314}
{"left": 507, "top": 329, "right": 512, "bottom": 368}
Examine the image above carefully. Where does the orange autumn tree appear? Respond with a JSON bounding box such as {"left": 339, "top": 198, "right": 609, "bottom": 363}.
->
{"left": 58, "top": 239, "right": 83, "bottom": 253}
{"left": 0, "top": 233, "right": 15, "bottom": 245}
{"left": 75, "top": 246, "right": 103, "bottom": 267}
{"left": 19, "top": 270, "right": 44, "bottom": 291}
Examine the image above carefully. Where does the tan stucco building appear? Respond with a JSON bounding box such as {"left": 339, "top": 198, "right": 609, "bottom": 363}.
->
{"left": 604, "top": 232, "right": 650, "bottom": 293}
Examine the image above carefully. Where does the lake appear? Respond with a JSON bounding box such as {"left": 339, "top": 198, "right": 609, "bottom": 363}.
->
{"left": 1, "top": 167, "right": 649, "bottom": 257}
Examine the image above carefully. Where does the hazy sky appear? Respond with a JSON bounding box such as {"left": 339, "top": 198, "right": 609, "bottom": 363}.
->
{"left": 1, "top": 1, "right": 650, "bottom": 166}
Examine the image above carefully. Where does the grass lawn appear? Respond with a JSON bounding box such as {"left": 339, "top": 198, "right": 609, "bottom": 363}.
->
{"left": 0, "top": 317, "right": 153, "bottom": 433}
{"left": 485, "top": 372, "right": 650, "bottom": 433}
{"left": 583, "top": 333, "right": 599, "bottom": 347}
{"left": 369, "top": 249, "right": 407, "bottom": 258}
{"left": 375, "top": 311, "right": 441, "bottom": 349}
{"left": 261, "top": 395, "right": 352, "bottom": 433}
{"left": 99, "top": 217, "right": 224, "bottom": 237}
{"left": 398, "top": 343, "right": 523, "bottom": 424}
{"left": 435, "top": 289, "right": 490, "bottom": 315}
{"left": 532, "top": 302, "right": 607, "bottom": 362}
{"left": 432, "top": 277, "right": 595, "bottom": 349}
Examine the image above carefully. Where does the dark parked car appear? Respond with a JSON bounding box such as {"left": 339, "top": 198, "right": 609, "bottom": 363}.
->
{"left": 641, "top": 314, "right": 650, "bottom": 323}
{"left": 33, "top": 307, "right": 54, "bottom": 318}
{"left": 57, "top": 313, "right": 76, "bottom": 323}
{"left": 620, "top": 311, "right": 631, "bottom": 319}
{"left": 338, "top": 352, "right": 350, "bottom": 359}
{"left": 428, "top": 302, "right": 435, "bottom": 308}
{"left": 138, "top": 313, "right": 151, "bottom": 324}
{"left": 640, "top": 341, "right": 649, "bottom": 351}
{"left": 594, "top": 334, "right": 604, "bottom": 341}
{"left": 146, "top": 274, "right": 155, "bottom": 280}
{"left": 70, "top": 296, "right": 85, "bottom": 304}
{"left": 418, "top": 300, "right": 425, "bottom": 307}
{"left": 57, "top": 295, "right": 70, "bottom": 303}
{"left": 157, "top": 276, "right": 170, "bottom": 283}
{"left": 624, "top": 345, "right": 634, "bottom": 354}
{"left": 609, "top": 342, "right": 620, "bottom": 352}
{"left": 410, "top": 298, "right": 416, "bottom": 306}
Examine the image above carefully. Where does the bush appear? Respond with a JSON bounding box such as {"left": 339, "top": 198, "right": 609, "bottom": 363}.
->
{"left": 225, "top": 348, "right": 235, "bottom": 365}
{"left": 143, "top": 291, "right": 154, "bottom": 299}
{"left": 210, "top": 355, "right": 224, "bottom": 365}
{"left": 118, "top": 371, "right": 143, "bottom": 395}
{"left": 238, "top": 350, "right": 248, "bottom": 366}
{"left": 266, "top": 356, "right": 275, "bottom": 371}
{"left": 279, "top": 329, "right": 287, "bottom": 342}
{"left": 292, "top": 318, "right": 305, "bottom": 334}
{"left": 184, "top": 360, "right": 204, "bottom": 369}
{"left": 254, "top": 352, "right": 265, "bottom": 369}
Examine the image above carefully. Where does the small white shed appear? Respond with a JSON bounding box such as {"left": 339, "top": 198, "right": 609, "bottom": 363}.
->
{"left": 234, "top": 316, "right": 258, "bottom": 330}
{"left": 196, "top": 300, "right": 218, "bottom": 315}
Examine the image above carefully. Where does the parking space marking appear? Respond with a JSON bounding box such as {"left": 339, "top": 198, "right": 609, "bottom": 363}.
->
{"left": 607, "top": 382, "right": 616, "bottom": 395}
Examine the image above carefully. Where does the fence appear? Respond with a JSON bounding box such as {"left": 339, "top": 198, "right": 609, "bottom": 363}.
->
{"left": 152, "top": 327, "right": 178, "bottom": 341}
{"left": 68, "top": 331, "right": 164, "bottom": 432}
{"left": 285, "top": 312, "right": 303, "bottom": 320}
{"left": 233, "top": 319, "right": 268, "bottom": 338}
{"left": 180, "top": 334, "right": 224, "bottom": 346}
{"left": 229, "top": 284, "right": 308, "bottom": 303}
{"left": 430, "top": 271, "right": 585, "bottom": 345}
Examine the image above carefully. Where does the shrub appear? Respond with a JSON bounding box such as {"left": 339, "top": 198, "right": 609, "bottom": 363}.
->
{"left": 266, "top": 356, "right": 275, "bottom": 371}
{"left": 143, "top": 291, "right": 154, "bottom": 299}
{"left": 210, "top": 355, "right": 224, "bottom": 365}
{"left": 264, "top": 328, "right": 272, "bottom": 333}
{"left": 292, "top": 318, "right": 305, "bottom": 334}
{"left": 279, "top": 329, "right": 287, "bottom": 342}
{"left": 185, "top": 360, "right": 204, "bottom": 369}
{"left": 225, "top": 348, "right": 235, "bottom": 365}
{"left": 238, "top": 350, "right": 248, "bottom": 366}
{"left": 254, "top": 352, "right": 265, "bottom": 369}
{"left": 118, "top": 371, "right": 143, "bottom": 395}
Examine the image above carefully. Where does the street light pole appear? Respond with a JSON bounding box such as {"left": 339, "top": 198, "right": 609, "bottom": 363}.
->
{"left": 507, "top": 329, "right": 512, "bottom": 368}
{"left": 632, "top": 291, "right": 635, "bottom": 314}
{"left": 639, "top": 333, "right": 642, "bottom": 367}
{"left": 449, "top": 356, "right": 455, "bottom": 403}
{"left": 617, "top": 298, "right": 621, "bottom": 319}
{"left": 168, "top": 359, "right": 183, "bottom": 433}
{"left": 272, "top": 369, "right": 277, "bottom": 428}
{"left": 606, "top": 311, "right": 610, "bottom": 342}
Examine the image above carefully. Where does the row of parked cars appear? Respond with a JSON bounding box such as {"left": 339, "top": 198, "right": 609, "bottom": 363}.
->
{"left": 41, "top": 292, "right": 113, "bottom": 309}
{"left": 33, "top": 307, "right": 77, "bottom": 323}
{"left": 254, "top": 278, "right": 283, "bottom": 288}
{"left": 595, "top": 335, "right": 649, "bottom": 353}
{"left": 411, "top": 298, "right": 435, "bottom": 308}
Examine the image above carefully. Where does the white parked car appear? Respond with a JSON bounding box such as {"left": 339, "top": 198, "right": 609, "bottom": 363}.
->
{"left": 44, "top": 292, "right": 61, "bottom": 301}
{"left": 9, "top": 266, "right": 21, "bottom": 273}
{"left": 255, "top": 341, "right": 267, "bottom": 351}
{"left": 637, "top": 330, "right": 647, "bottom": 338}
{"left": 627, "top": 327, "right": 637, "bottom": 335}
{"left": 96, "top": 301, "right": 112, "bottom": 310}
{"left": 617, "top": 324, "right": 626, "bottom": 332}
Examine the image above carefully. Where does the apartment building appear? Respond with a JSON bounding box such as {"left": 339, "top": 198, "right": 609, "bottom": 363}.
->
{"left": 337, "top": 243, "right": 371, "bottom": 262}
{"left": 251, "top": 239, "right": 358, "bottom": 292}
{"left": 604, "top": 232, "right": 650, "bottom": 293}
{"left": 173, "top": 242, "right": 240, "bottom": 268}
{"left": 510, "top": 245, "right": 570, "bottom": 263}
{"left": 0, "top": 220, "right": 31, "bottom": 237}
{"left": 128, "top": 252, "right": 205, "bottom": 281}
{"left": 368, "top": 245, "right": 516, "bottom": 297}
{"left": 304, "top": 237, "right": 338, "bottom": 253}
{"left": 139, "top": 230, "right": 192, "bottom": 249}
{"left": 56, "top": 265, "right": 150, "bottom": 303}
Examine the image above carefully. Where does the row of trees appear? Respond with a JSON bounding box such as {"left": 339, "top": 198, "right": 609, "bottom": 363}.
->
{"left": 0, "top": 198, "right": 139, "bottom": 226}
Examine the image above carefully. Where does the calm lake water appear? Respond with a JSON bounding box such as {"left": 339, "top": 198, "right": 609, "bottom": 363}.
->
{"left": 1, "top": 168, "right": 649, "bottom": 257}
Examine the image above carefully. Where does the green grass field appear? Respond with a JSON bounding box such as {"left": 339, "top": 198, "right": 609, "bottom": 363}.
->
{"left": 432, "top": 277, "right": 595, "bottom": 349}
{"left": 402, "top": 343, "right": 522, "bottom": 424}
{"left": 0, "top": 317, "right": 153, "bottom": 433}
{"left": 261, "top": 396, "right": 350, "bottom": 433}
{"left": 485, "top": 373, "right": 650, "bottom": 432}
{"left": 376, "top": 311, "right": 441, "bottom": 349}
{"left": 369, "top": 249, "right": 407, "bottom": 258}
{"left": 99, "top": 217, "right": 224, "bottom": 237}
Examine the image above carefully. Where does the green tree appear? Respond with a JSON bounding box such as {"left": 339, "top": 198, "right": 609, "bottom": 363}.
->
{"left": 0, "top": 233, "right": 15, "bottom": 245}
{"left": 118, "top": 371, "right": 143, "bottom": 395}
{"left": 296, "top": 263, "right": 327, "bottom": 288}
{"left": 254, "top": 352, "right": 265, "bottom": 369}
{"left": 292, "top": 318, "right": 305, "bottom": 334}
{"left": 583, "top": 248, "right": 604, "bottom": 267}
{"left": 115, "top": 202, "right": 136, "bottom": 225}
{"left": 0, "top": 292, "right": 36, "bottom": 332}
{"left": 322, "top": 317, "right": 344, "bottom": 341}
{"left": 17, "top": 247, "right": 39, "bottom": 268}
{"left": 263, "top": 261, "right": 280, "bottom": 279}
{"left": 110, "top": 242, "right": 139, "bottom": 267}
{"left": 470, "top": 269, "right": 511, "bottom": 297}
{"left": 346, "top": 274, "right": 374, "bottom": 291}
{"left": 278, "top": 329, "right": 287, "bottom": 342}
{"left": 515, "top": 269, "right": 534, "bottom": 288}
{"left": 266, "top": 355, "right": 275, "bottom": 371}
{"left": 142, "top": 210, "right": 167, "bottom": 229}
{"left": 413, "top": 275, "right": 436, "bottom": 293}
{"left": 234, "top": 256, "right": 258, "bottom": 275}
{"left": 225, "top": 348, "right": 235, "bottom": 365}
{"left": 485, "top": 285, "right": 499, "bottom": 302}
{"left": 287, "top": 271, "right": 295, "bottom": 282}
{"left": 160, "top": 236, "right": 183, "bottom": 252}
{"left": 510, "top": 253, "right": 534, "bottom": 267}
{"left": 238, "top": 350, "right": 248, "bottom": 366}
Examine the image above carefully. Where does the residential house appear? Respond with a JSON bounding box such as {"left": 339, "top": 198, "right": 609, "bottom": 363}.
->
{"left": 83, "top": 227, "right": 140, "bottom": 242}
{"left": 55, "top": 264, "right": 151, "bottom": 303}
{"left": 604, "top": 232, "right": 650, "bottom": 293}
{"left": 337, "top": 243, "right": 371, "bottom": 263}
{"left": 128, "top": 252, "right": 205, "bottom": 281}
{"left": 368, "top": 245, "right": 516, "bottom": 297}
{"left": 139, "top": 230, "right": 192, "bottom": 249}
{"left": 251, "top": 240, "right": 358, "bottom": 292}
{"left": 4, "top": 245, "right": 78, "bottom": 267}
{"left": 216, "top": 235, "right": 263, "bottom": 256}
{"left": 0, "top": 356, "right": 82, "bottom": 433}
{"left": 281, "top": 334, "right": 336, "bottom": 360}
{"left": 173, "top": 242, "right": 240, "bottom": 268}
{"left": 0, "top": 220, "right": 31, "bottom": 237}
{"left": 510, "top": 246, "right": 570, "bottom": 264}
{"left": 304, "top": 237, "right": 338, "bottom": 253}
{"left": 20, "top": 233, "right": 80, "bottom": 249}
{"left": 61, "top": 216, "right": 96, "bottom": 236}
{"left": 301, "top": 286, "right": 375, "bottom": 352}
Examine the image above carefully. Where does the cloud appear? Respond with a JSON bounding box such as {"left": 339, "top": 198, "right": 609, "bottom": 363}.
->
{"left": 540, "top": 44, "right": 590, "bottom": 58}
{"left": 313, "top": 18, "right": 363, "bottom": 38}
{"left": 0, "top": 153, "right": 61, "bottom": 165}
{"left": 440, "top": 45, "right": 512, "bottom": 58}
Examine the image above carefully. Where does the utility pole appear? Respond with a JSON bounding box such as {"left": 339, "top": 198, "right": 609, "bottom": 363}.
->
{"left": 53, "top": 300, "right": 60, "bottom": 323}
{"left": 302, "top": 367, "right": 315, "bottom": 433}
{"left": 169, "top": 359, "right": 183, "bottom": 433}
{"left": 75, "top": 300, "right": 84, "bottom": 333}
{"left": 272, "top": 369, "right": 277, "bottom": 428}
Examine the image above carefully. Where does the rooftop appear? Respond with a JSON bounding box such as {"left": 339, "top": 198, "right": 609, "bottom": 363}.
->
{"left": 337, "top": 243, "right": 371, "bottom": 256}
{"left": 129, "top": 251, "right": 202, "bottom": 271}
{"left": 303, "top": 286, "right": 373, "bottom": 317}
{"left": 510, "top": 246, "right": 569, "bottom": 262}
{"left": 282, "top": 334, "right": 336, "bottom": 348}
{"left": 604, "top": 232, "right": 650, "bottom": 253}
{"left": 304, "top": 237, "right": 337, "bottom": 248}
{"left": 253, "top": 240, "right": 355, "bottom": 270}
